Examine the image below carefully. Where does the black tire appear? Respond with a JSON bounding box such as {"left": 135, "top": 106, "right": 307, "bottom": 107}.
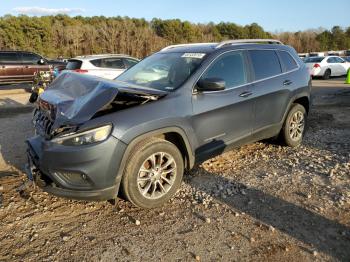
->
{"left": 120, "top": 138, "right": 184, "bottom": 208}
{"left": 322, "top": 69, "right": 331, "bottom": 80}
{"left": 281, "top": 104, "right": 307, "bottom": 147}
{"left": 29, "top": 92, "right": 38, "bottom": 103}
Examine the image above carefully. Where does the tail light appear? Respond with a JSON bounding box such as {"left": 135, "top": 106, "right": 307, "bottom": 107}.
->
{"left": 313, "top": 64, "right": 320, "bottom": 68}
{"left": 74, "top": 69, "right": 88, "bottom": 73}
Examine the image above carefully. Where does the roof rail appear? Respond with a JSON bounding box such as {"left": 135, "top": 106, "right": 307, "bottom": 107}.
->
{"left": 216, "top": 39, "right": 283, "bottom": 49}
{"left": 161, "top": 43, "right": 217, "bottom": 51}
{"left": 75, "top": 53, "right": 130, "bottom": 58}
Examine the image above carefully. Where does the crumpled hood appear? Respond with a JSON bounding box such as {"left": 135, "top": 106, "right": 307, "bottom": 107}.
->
{"left": 39, "top": 72, "right": 167, "bottom": 129}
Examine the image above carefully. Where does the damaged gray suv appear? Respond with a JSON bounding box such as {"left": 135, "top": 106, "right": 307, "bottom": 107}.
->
{"left": 26, "top": 39, "right": 311, "bottom": 208}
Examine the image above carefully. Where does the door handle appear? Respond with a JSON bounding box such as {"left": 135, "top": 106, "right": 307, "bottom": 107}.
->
{"left": 239, "top": 91, "right": 253, "bottom": 98}
{"left": 283, "top": 80, "right": 293, "bottom": 86}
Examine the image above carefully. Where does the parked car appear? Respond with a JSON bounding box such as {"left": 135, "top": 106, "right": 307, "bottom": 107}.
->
{"left": 63, "top": 54, "right": 139, "bottom": 80}
{"left": 26, "top": 39, "right": 311, "bottom": 208}
{"left": 304, "top": 56, "right": 350, "bottom": 79}
{"left": 0, "top": 51, "right": 66, "bottom": 84}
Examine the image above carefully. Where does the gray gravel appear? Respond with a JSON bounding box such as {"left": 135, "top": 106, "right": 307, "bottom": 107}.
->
{"left": 0, "top": 79, "right": 349, "bottom": 261}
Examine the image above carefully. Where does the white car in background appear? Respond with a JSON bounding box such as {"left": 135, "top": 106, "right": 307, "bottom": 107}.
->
{"left": 64, "top": 54, "right": 139, "bottom": 80}
{"left": 304, "top": 56, "right": 350, "bottom": 79}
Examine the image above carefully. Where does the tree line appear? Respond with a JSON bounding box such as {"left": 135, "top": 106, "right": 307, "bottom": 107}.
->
{"left": 0, "top": 15, "right": 349, "bottom": 59}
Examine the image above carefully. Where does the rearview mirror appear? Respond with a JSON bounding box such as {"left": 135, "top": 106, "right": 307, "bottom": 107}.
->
{"left": 38, "top": 59, "right": 45, "bottom": 65}
{"left": 197, "top": 78, "right": 225, "bottom": 92}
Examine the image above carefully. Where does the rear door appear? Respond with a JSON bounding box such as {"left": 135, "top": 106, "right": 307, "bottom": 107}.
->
{"left": 0, "top": 52, "right": 23, "bottom": 82}
{"left": 248, "top": 49, "right": 293, "bottom": 137}
{"left": 191, "top": 50, "right": 254, "bottom": 159}
{"left": 21, "top": 52, "right": 50, "bottom": 79}
{"left": 334, "top": 57, "right": 348, "bottom": 75}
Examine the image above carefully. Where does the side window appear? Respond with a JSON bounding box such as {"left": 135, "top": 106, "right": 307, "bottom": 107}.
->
{"left": 327, "top": 57, "right": 334, "bottom": 63}
{"left": 334, "top": 57, "right": 344, "bottom": 63}
{"left": 22, "top": 53, "right": 41, "bottom": 64}
{"left": 101, "top": 58, "right": 125, "bottom": 69}
{"left": 249, "top": 50, "right": 282, "bottom": 80}
{"left": 124, "top": 58, "right": 138, "bottom": 68}
{"left": 0, "top": 52, "right": 20, "bottom": 64}
{"left": 278, "top": 51, "right": 298, "bottom": 72}
{"left": 90, "top": 59, "right": 102, "bottom": 67}
{"left": 201, "top": 51, "right": 247, "bottom": 89}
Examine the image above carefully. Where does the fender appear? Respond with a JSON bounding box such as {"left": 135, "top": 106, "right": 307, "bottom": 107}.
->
{"left": 281, "top": 90, "right": 311, "bottom": 124}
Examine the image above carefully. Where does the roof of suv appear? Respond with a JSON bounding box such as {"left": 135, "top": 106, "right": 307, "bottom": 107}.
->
{"left": 159, "top": 39, "right": 289, "bottom": 54}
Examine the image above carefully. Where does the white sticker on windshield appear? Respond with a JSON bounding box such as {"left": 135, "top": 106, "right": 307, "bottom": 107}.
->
{"left": 181, "top": 53, "right": 206, "bottom": 59}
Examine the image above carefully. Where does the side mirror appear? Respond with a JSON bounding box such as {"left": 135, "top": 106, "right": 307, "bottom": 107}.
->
{"left": 197, "top": 78, "right": 226, "bottom": 92}
{"left": 38, "top": 59, "right": 46, "bottom": 65}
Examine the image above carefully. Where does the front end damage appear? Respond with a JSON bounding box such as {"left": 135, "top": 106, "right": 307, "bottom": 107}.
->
{"left": 25, "top": 72, "right": 166, "bottom": 201}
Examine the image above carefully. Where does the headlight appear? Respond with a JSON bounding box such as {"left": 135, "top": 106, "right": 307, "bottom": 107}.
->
{"left": 52, "top": 124, "right": 112, "bottom": 146}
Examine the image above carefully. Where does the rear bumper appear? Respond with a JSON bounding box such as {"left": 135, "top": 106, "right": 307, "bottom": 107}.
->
{"left": 25, "top": 134, "right": 127, "bottom": 201}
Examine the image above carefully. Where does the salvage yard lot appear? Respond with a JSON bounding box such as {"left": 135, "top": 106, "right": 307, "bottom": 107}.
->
{"left": 0, "top": 78, "right": 349, "bottom": 261}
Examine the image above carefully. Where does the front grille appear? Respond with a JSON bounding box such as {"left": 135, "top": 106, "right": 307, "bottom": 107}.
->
{"left": 33, "top": 109, "right": 54, "bottom": 138}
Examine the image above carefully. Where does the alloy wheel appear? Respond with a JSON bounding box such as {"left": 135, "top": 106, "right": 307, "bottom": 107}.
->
{"left": 289, "top": 111, "right": 305, "bottom": 141}
{"left": 137, "top": 152, "right": 177, "bottom": 199}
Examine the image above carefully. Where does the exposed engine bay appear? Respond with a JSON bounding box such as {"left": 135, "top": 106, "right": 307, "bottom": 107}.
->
{"left": 33, "top": 72, "right": 166, "bottom": 139}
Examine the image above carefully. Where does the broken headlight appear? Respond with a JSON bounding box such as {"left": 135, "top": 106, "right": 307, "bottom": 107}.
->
{"left": 51, "top": 124, "right": 112, "bottom": 146}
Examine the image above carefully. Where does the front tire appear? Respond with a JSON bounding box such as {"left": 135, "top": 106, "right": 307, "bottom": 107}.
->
{"left": 281, "top": 104, "right": 307, "bottom": 147}
{"left": 120, "top": 138, "right": 184, "bottom": 208}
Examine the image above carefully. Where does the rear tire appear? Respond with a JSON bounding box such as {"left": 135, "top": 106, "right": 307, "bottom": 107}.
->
{"left": 120, "top": 138, "right": 184, "bottom": 208}
{"left": 322, "top": 69, "right": 331, "bottom": 80}
{"left": 281, "top": 104, "right": 307, "bottom": 147}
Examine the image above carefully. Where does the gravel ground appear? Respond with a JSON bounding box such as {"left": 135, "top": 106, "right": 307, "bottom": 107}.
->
{"left": 0, "top": 79, "right": 349, "bottom": 261}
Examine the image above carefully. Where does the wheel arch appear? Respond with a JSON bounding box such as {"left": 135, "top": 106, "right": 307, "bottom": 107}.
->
{"left": 116, "top": 127, "right": 195, "bottom": 182}
{"left": 293, "top": 96, "right": 310, "bottom": 114}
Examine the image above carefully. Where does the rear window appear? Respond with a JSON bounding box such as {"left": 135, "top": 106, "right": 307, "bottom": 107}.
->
{"left": 304, "top": 57, "right": 324, "bottom": 63}
{"left": 66, "top": 60, "right": 82, "bottom": 70}
{"left": 0, "top": 52, "right": 20, "bottom": 63}
{"left": 279, "top": 51, "right": 298, "bottom": 72}
{"left": 249, "top": 50, "right": 282, "bottom": 80}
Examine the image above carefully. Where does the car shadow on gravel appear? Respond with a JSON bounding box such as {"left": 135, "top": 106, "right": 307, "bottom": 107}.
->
{"left": 188, "top": 168, "right": 350, "bottom": 261}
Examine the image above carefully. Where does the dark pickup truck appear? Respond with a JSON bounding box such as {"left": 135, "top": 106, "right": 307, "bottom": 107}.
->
{"left": 0, "top": 51, "right": 66, "bottom": 84}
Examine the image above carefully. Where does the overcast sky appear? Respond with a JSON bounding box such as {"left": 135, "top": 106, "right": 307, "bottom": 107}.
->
{"left": 1, "top": 0, "right": 349, "bottom": 32}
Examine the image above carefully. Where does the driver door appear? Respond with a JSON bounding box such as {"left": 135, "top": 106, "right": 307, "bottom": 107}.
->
{"left": 191, "top": 50, "right": 254, "bottom": 160}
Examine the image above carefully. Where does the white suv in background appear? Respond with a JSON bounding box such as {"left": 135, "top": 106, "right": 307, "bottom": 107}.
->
{"left": 64, "top": 54, "right": 139, "bottom": 80}
{"left": 304, "top": 56, "right": 350, "bottom": 79}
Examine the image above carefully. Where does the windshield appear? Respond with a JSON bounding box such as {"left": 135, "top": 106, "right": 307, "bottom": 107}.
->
{"left": 116, "top": 52, "right": 206, "bottom": 91}
{"left": 304, "top": 57, "right": 324, "bottom": 63}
